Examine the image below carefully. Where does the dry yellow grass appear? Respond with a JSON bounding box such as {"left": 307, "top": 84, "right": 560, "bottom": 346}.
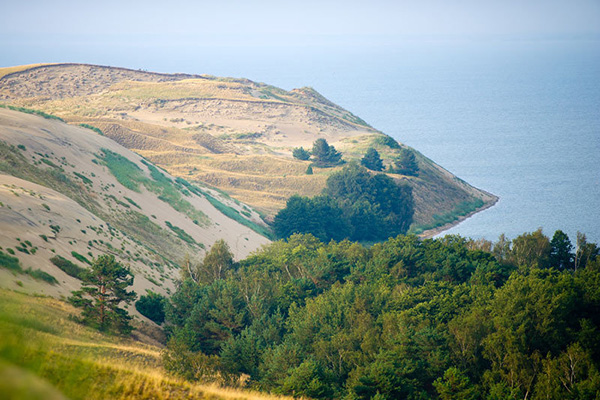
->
{"left": 0, "top": 63, "right": 498, "bottom": 231}
{"left": 107, "top": 79, "right": 270, "bottom": 102}
{"left": 0, "top": 288, "right": 300, "bottom": 400}
{"left": 0, "top": 63, "right": 55, "bottom": 79}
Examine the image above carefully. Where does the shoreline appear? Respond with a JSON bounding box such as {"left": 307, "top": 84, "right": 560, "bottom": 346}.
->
{"left": 418, "top": 194, "right": 499, "bottom": 239}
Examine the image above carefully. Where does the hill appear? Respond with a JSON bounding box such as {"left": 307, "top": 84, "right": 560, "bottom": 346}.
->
{"left": 0, "top": 63, "right": 497, "bottom": 233}
{"left": 0, "top": 287, "right": 295, "bottom": 400}
{"left": 0, "top": 107, "right": 270, "bottom": 301}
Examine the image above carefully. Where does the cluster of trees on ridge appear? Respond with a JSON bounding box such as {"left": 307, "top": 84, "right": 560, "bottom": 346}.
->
{"left": 157, "top": 228, "right": 600, "bottom": 399}
{"left": 294, "top": 138, "right": 344, "bottom": 168}
{"left": 273, "top": 163, "right": 414, "bottom": 242}
{"left": 293, "top": 137, "right": 419, "bottom": 176}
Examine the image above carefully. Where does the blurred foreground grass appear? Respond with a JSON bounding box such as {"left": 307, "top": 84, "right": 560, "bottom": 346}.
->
{"left": 0, "top": 288, "right": 296, "bottom": 400}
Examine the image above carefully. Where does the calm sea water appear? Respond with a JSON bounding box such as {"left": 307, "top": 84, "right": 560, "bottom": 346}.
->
{"left": 2, "top": 38, "right": 599, "bottom": 243}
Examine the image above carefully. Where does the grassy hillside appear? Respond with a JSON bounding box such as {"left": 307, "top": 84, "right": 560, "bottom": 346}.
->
{"left": 0, "top": 108, "right": 270, "bottom": 300}
{"left": 0, "top": 288, "right": 296, "bottom": 400}
{"left": 0, "top": 63, "right": 496, "bottom": 233}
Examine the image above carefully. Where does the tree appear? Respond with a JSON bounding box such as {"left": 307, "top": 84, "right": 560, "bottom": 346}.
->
{"left": 574, "top": 232, "right": 600, "bottom": 271}
{"left": 390, "top": 148, "right": 419, "bottom": 176}
{"left": 135, "top": 291, "right": 167, "bottom": 324}
{"left": 197, "top": 239, "right": 235, "bottom": 284}
{"left": 69, "top": 254, "right": 136, "bottom": 334}
{"left": 510, "top": 228, "right": 551, "bottom": 269}
{"left": 311, "top": 138, "right": 343, "bottom": 167}
{"left": 361, "top": 147, "right": 384, "bottom": 171}
{"left": 433, "top": 368, "right": 479, "bottom": 400}
{"left": 293, "top": 147, "right": 311, "bottom": 161}
{"left": 324, "top": 163, "right": 414, "bottom": 240}
{"left": 550, "top": 230, "right": 574, "bottom": 270}
{"left": 306, "top": 165, "right": 313, "bottom": 175}
{"left": 273, "top": 195, "right": 352, "bottom": 241}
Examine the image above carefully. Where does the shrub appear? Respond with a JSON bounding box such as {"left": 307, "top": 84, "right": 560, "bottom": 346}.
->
{"left": 0, "top": 250, "right": 22, "bottom": 272}
{"left": 292, "top": 147, "right": 311, "bottom": 161}
{"left": 389, "top": 148, "right": 419, "bottom": 176}
{"left": 26, "top": 269, "right": 58, "bottom": 285}
{"left": 50, "top": 255, "right": 87, "bottom": 279}
{"left": 71, "top": 251, "right": 92, "bottom": 265}
{"left": 135, "top": 292, "right": 166, "bottom": 324}
{"left": 375, "top": 134, "right": 401, "bottom": 149}
{"left": 79, "top": 123, "right": 104, "bottom": 136}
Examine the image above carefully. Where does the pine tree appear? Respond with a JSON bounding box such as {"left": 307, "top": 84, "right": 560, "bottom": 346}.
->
{"left": 293, "top": 147, "right": 311, "bottom": 161}
{"left": 311, "top": 138, "right": 343, "bottom": 167}
{"left": 391, "top": 148, "right": 419, "bottom": 176}
{"left": 360, "top": 147, "right": 384, "bottom": 171}
{"left": 549, "top": 230, "right": 574, "bottom": 270}
{"left": 69, "top": 254, "right": 136, "bottom": 334}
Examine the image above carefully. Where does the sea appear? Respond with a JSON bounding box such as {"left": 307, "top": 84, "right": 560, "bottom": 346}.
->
{"left": 2, "top": 36, "right": 599, "bottom": 244}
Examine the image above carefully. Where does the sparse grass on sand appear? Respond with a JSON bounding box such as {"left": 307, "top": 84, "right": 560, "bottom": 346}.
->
{"left": 0, "top": 288, "right": 298, "bottom": 400}
{"left": 0, "top": 64, "right": 54, "bottom": 80}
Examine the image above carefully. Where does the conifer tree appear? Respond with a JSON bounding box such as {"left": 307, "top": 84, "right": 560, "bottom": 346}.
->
{"left": 360, "top": 147, "right": 384, "bottom": 171}
{"left": 69, "top": 254, "right": 136, "bottom": 334}
{"left": 311, "top": 138, "right": 343, "bottom": 167}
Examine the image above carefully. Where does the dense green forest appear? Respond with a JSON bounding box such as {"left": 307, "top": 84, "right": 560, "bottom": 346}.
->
{"left": 162, "top": 229, "right": 600, "bottom": 399}
{"left": 273, "top": 164, "right": 414, "bottom": 242}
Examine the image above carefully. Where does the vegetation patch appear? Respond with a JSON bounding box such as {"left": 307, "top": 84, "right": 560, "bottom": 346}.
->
{"left": 24, "top": 269, "right": 58, "bottom": 284}
{"left": 50, "top": 255, "right": 86, "bottom": 279}
{"left": 411, "top": 198, "right": 485, "bottom": 235}
{"left": 0, "top": 104, "right": 64, "bottom": 122}
{"left": 99, "top": 150, "right": 209, "bottom": 225}
{"left": 73, "top": 172, "right": 93, "bottom": 185}
{"left": 40, "top": 158, "right": 61, "bottom": 169}
{"left": 135, "top": 291, "right": 166, "bottom": 324}
{"left": 374, "top": 134, "right": 401, "bottom": 149}
{"left": 163, "top": 230, "right": 600, "bottom": 399}
{"left": 274, "top": 163, "right": 414, "bottom": 242}
{"left": 0, "top": 142, "right": 100, "bottom": 215}
{"left": 0, "top": 250, "right": 57, "bottom": 284}
{"left": 0, "top": 250, "right": 21, "bottom": 272}
{"left": 165, "top": 221, "right": 203, "bottom": 248}
{"left": 99, "top": 149, "right": 144, "bottom": 191}
{"left": 123, "top": 196, "right": 141, "bottom": 209}
{"left": 106, "top": 194, "right": 130, "bottom": 208}
{"left": 202, "top": 190, "right": 273, "bottom": 239}
{"left": 78, "top": 123, "right": 104, "bottom": 136}
{"left": 71, "top": 251, "right": 92, "bottom": 265}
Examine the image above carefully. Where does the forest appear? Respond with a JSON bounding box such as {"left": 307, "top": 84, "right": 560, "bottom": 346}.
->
{"left": 160, "top": 229, "right": 600, "bottom": 399}
{"left": 273, "top": 163, "right": 414, "bottom": 242}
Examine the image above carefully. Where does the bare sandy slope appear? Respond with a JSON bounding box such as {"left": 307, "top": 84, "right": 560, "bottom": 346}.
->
{"left": 0, "top": 63, "right": 497, "bottom": 230}
{"left": 0, "top": 108, "right": 270, "bottom": 299}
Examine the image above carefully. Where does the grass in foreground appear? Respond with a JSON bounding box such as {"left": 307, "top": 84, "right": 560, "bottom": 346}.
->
{"left": 0, "top": 289, "right": 298, "bottom": 400}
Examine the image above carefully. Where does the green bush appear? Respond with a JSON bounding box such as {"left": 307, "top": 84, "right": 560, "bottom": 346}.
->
{"left": 135, "top": 292, "right": 166, "bottom": 324}
{"left": 25, "top": 269, "right": 58, "bottom": 285}
{"left": 0, "top": 251, "right": 22, "bottom": 272}
{"left": 0, "top": 104, "right": 64, "bottom": 121}
{"left": 50, "top": 255, "right": 87, "bottom": 279}
{"left": 78, "top": 123, "right": 104, "bottom": 136}
{"left": 292, "top": 147, "right": 311, "bottom": 161}
{"left": 71, "top": 251, "right": 92, "bottom": 265}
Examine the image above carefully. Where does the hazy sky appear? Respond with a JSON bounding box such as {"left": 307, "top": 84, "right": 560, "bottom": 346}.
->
{"left": 1, "top": 0, "right": 599, "bottom": 71}
{"left": 2, "top": 0, "right": 599, "bottom": 41}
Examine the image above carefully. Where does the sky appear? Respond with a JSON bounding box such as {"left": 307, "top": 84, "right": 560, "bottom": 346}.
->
{"left": 0, "top": 1, "right": 599, "bottom": 72}
{"left": 1, "top": 0, "right": 599, "bottom": 44}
